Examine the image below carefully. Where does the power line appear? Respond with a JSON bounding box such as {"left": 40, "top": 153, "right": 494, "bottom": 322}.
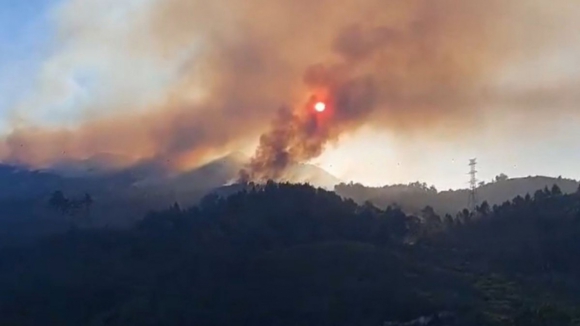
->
{"left": 468, "top": 158, "right": 478, "bottom": 212}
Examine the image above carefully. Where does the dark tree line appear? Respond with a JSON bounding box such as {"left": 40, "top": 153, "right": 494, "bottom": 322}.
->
{"left": 1, "top": 182, "right": 580, "bottom": 325}
{"left": 49, "top": 190, "right": 93, "bottom": 216}
{"left": 140, "top": 181, "right": 413, "bottom": 249}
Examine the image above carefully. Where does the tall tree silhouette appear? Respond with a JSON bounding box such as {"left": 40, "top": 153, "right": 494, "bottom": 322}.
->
{"left": 551, "top": 184, "right": 562, "bottom": 196}
{"left": 83, "top": 193, "right": 93, "bottom": 214}
{"left": 477, "top": 201, "right": 490, "bottom": 216}
{"left": 494, "top": 173, "right": 509, "bottom": 183}
{"left": 49, "top": 190, "right": 70, "bottom": 214}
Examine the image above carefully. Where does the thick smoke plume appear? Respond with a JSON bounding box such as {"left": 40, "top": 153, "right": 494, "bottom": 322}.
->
{"left": 1, "top": 0, "right": 579, "bottom": 176}
{"left": 240, "top": 0, "right": 580, "bottom": 181}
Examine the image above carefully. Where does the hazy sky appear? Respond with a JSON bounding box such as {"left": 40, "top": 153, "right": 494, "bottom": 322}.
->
{"left": 0, "top": 0, "right": 57, "bottom": 127}
{"left": 1, "top": 0, "right": 580, "bottom": 190}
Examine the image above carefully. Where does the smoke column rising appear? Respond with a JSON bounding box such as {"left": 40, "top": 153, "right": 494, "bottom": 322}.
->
{"left": 1, "top": 0, "right": 579, "bottom": 177}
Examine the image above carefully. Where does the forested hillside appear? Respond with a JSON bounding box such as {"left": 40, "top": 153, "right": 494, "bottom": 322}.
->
{"left": 1, "top": 182, "right": 580, "bottom": 325}
{"left": 0, "top": 153, "right": 342, "bottom": 242}
{"left": 336, "top": 176, "right": 580, "bottom": 215}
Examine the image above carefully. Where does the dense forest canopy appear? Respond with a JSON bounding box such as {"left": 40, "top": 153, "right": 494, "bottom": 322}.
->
{"left": 1, "top": 181, "right": 580, "bottom": 325}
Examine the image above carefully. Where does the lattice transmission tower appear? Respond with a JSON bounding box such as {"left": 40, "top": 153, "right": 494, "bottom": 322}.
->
{"left": 467, "top": 158, "right": 478, "bottom": 212}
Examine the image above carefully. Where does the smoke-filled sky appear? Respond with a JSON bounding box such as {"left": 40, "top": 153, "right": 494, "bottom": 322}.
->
{"left": 1, "top": 0, "right": 580, "bottom": 189}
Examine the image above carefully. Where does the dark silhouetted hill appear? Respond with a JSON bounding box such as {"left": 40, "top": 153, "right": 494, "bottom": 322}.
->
{"left": 46, "top": 153, "right": 134, "bottom": 177}
{"left": 336, "top": 176, "right": 579, "bottom": 215}
{"left": 0, "top": 153, "right": 342, "bottom": 242}
{"left": 1, "top": 182, "right": 580, "bottom": 325}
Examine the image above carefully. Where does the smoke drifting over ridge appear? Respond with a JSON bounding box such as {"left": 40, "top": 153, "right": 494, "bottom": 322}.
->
{"left": 1, "top": 0, "right": 579, "bottom": 178}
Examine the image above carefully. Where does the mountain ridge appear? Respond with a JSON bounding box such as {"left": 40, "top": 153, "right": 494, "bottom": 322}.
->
{"left": 1, "top": 154, "right": 578, "bottom": 218}
{"left": 335, "top": 175, "right": 580, "bottom": 215}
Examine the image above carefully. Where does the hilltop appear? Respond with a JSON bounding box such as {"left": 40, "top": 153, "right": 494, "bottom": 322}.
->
{"left": 0, "top": 155, "right": 577, "bottom": 244}
{"left": 335, "top": 176, "right": 579, "bottom": 215}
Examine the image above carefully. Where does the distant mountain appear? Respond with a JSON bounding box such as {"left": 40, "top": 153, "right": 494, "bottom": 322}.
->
{"left": 335, "top": 176, "right": 580, "bottom": 215}
{"left": 0, "top": 151, "right": 341, "bottom": 203}
{"left": 2, "top": 154, "right": 580, "bottom": 246}
{"left": 475, "top": 176, "right": 577, "bottom": 203}
{"left": 173, "top": 152, "right": 250, "bottom": 191}
{"left": 16, "top": 151, "right": 580, "bottom": 226}
{"left": 130, "top": 152, "right": 248, "bottom": 193}
{"left": 0, "top": 153, "right": 343, "bottom": 243}
{"left": 0, "top": 164, "right": 66, "bottom": 199}
{"left": 208, "top": 162, "right": 343, "bottom": 201}
{"left": 46, "top": 153, "right": 134, "bottom": 177}
{"left": 134, "top": 152, "right": 342, "bottom": 194}
{"left": 279, "top": 163, "right": 342, "bottom": 189}
{"left": 2, "top": 153, "right": 575, "bottom": 218}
